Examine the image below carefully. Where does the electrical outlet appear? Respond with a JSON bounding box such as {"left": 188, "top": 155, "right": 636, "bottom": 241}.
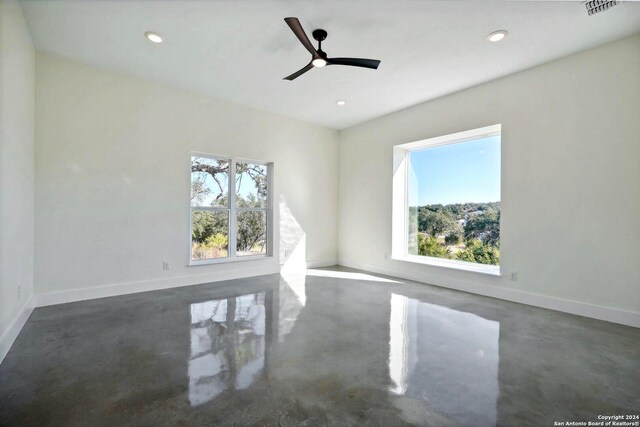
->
{"left": 284, "top": 250, "right": 291, "bottom": 258}
{"left": 163, "top": 261, "right": 170, "bottom": 271}
{"left": 383, "top": 252, "right": 389, "bottom": 261}
{"left": 510, "top": 272, "right": 518, "bottom": 281}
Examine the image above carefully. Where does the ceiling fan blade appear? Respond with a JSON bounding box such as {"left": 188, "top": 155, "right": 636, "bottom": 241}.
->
{"left": 283, "top": 62, "right": 314, "bottom": 81}
{"left": 284, "top": 17, "right": 318, "bottom": 57}
{"left": 327, "top": 58, "right": 381, "bottom": 70}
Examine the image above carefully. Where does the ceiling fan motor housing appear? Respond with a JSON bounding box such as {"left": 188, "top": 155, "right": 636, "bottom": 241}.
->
{"left": 312, "top": 29, "right": 328, "bottom": 42}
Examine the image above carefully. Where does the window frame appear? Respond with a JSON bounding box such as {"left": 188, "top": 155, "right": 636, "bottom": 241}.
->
{"left": 391, "top": 124, "right": 502, "bottom": 276}
{"left": 189, "top": 152, "right": 274, "bottom": 266}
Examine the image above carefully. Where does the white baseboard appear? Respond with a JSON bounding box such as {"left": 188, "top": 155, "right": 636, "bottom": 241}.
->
{"left": 339, "top": 259, "right": 640, "bottom": 328}
{"left": 0, "top": 294, "right": 35, "bottom": 364}
{"left": 2, "top": 258, "right": 333, "bottom": 364}
{"left": 21, "top": 255, "right": 636, "bottom": 363}
{"left": 36, "top": 264, "right": 280, "bottom": 307}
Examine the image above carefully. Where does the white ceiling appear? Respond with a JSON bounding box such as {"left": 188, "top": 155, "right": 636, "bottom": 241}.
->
{"left": 20, "top": 0, "right": 640, "bottom": 130}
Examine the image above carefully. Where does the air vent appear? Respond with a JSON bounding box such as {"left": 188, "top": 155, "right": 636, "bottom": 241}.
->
{"left": 584, "top": 0, "right": 619, "bottom": 16}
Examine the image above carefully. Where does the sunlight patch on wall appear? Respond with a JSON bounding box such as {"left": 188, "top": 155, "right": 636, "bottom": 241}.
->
{"left": 279, "top": 195, "right": 306, "bottom": 273}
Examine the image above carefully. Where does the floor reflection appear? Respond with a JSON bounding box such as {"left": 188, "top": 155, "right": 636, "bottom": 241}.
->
{"left": 2, "top": 268, "right": 639, "bottom": 426}
{"left": 389, "top": 293, "right": 500, "bottom": 426}
{"left": 188, "top": 292, "right": 268, "bottom": 406}
{"left": 278, "top": 273, "right": 307, "bottom": 342}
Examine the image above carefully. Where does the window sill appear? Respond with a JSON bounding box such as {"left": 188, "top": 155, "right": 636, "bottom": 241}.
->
{"left": 393, "top": 254, "right": 501, "bottom": 276}
{"left": 188, "top": 254, "right": 272, "bottom": 267}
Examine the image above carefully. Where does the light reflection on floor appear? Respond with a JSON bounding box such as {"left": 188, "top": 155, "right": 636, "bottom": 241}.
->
{"left": 306, "top": 268, "right": 401, "bottom": 283}
{"left": 389, "top": 293, "right": 500, "bottom": 426}
{"left": 188, "top": 292, "right": 267, "bottom": 406}
{"left": 2, "top": 267, "right": 638, "bottom": 426}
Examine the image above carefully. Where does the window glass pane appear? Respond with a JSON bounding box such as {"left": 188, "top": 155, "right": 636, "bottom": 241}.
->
{"left": 191, "top": 210, "right": 229, "bottom": 260}
{"left": 191, "top": 156, "right": 229, "bottom": 207}
{"left": 408, "top": 135, "right": 501, "bottom": 265}
{"left": 235, "top": 162, "right": 267, "bottom": 208}
{"left": 236, "top": 211, "right": 267, "bottom": 256}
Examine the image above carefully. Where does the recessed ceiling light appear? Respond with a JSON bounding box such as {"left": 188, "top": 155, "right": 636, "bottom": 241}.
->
{"left": 336, "top": 100, "right": 346, "bottom": 106}
{"left": 487, "top": 30, "right": 508, "bottom": 42}
{"left": 145, "top": 31, "right": 163, "bottom": 43}
{"left": 312, "top": 58, "right": 327, "bottom": 67}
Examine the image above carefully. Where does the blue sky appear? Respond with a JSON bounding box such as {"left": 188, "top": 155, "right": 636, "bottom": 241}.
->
{"left": 191, "top": 157, "right": 265, "bottom": 206}
{"left": 236, "top": 164, "right": 266, "bottom": 202}
{"left": 409, "top": 135, "right": 501, "bottom": 206}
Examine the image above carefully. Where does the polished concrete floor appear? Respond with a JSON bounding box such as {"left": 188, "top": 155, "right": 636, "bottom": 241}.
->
{"left": 1, "top": 267, "right": 639, "bottom": 426}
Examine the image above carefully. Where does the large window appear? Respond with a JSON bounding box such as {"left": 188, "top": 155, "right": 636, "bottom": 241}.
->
{"left": 392, "top": 125, "right": 501, "bottom": 274}
{"left": 190, "top": 154, "right": 272, "bottom": 264}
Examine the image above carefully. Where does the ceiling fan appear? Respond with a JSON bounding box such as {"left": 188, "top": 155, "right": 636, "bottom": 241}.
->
{"left": 283, "top": 17, "right": 381, "bottom": 81}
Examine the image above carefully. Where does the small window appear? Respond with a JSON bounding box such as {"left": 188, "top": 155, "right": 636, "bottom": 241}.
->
{"left": 235, "top": 162, "right": 268, "bottom": 257}
{"left": 392, "top": 125, "right": 501, "bottom": 275}
{"left": 190, "top": 154, "right": 272, "bottom": 264}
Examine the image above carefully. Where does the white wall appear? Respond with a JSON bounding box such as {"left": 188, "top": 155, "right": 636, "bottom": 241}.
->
{"left": 35, "top": 52, "right": 338, "bottom": 304}
{"left": 0, "top": 0, "right": 35, "bottom": 361}
{"left": 338, "top": 34, "right": 640, "bottom": 326}
{"left": 20, "top": 29, "right": 640, "bottom": 328}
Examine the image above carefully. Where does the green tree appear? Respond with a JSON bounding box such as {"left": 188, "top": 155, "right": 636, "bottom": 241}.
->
{"left": 455, "top": 239, "right": 500, "bottom": 265}
{"left": 191, "top": 211, "right": 227, "bottom": 243}
{"left": 445, "top": 230, "right": 462, "bottom": 245}
{"left": 418, "top": 209, "right": 459, "bottom": 237}
{"left": 191, "top": 158, "right": 268, "bottom": 252}
{"left": 191, "top": 157, "right": 229, "bottom": 205}
{"left": 464, "top": 209, "right": 500, "bottom": 247}
{"left": 236, "top": 211, "right": 266, "bottom": 253}
{"left": 204, "top": 233, "right": 228, "bottom": 254}
{"left": 235, "top": 163, "right": 267, "bottom": 203}
{"left": 418, "top": 234, "right": 451, "bottom": 259}
{"left": 190, "top": 175, "right": 211, "bottom": 205}
{"left": 236, "top": 193, "right": 261, "bottom": 209}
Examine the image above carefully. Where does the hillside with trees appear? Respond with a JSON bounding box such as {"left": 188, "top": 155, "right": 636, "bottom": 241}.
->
{"left": 411, "top": 202, "right": 500, "bottom": 265}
